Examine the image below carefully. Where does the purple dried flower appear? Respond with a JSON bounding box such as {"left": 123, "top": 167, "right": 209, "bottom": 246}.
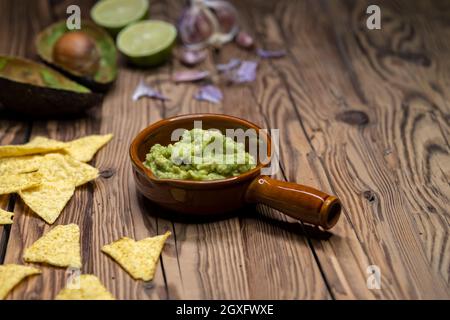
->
{"left": 229, "top": 60, "right": 258, "bottom": 83}
{"left": 132, "top": 81, "right": 168, "bottom": 101}
{"left": 194, "top": 85, "right": 223, "bottom": 104}
{"left": 256, "top": 48, "right": 287, "bottom": 59}
{"left": 173, "top": 70, "right": 210, "bottom": 82}
{"left": 216, "top": 58, "right": 241, "bottom": 72}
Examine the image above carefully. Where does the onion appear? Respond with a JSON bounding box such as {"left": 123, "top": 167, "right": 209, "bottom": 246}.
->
{"left": 194, "top": 85, "right": 223, "bottom": 104}
{"left": 173, "top": 70, "right": 210, "bottom": 82}
{"left": 178, "top": 0, "right": 239, "bottom": 49}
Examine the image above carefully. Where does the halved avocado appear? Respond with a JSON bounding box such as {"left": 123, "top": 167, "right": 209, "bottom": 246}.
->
{"left": 36, "top": 21, "right": 117, "bottom": 92}
{"left": 0, "top": 56, "right": 102, "bottom": 117}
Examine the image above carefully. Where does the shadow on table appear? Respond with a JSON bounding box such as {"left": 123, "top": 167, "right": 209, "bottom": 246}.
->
{"left": 0, "top": 101, "right": 102, "bottom": 121}
{"left": 139, "top": 195, "right": 333, "bottom": 241}
{"left": 242, "top": 208, "right": 333, "bottom": 241}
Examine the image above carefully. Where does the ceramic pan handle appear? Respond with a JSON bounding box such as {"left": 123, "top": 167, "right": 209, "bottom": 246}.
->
{"left": 245, "top": 176, "right": 342, "bottom": 230}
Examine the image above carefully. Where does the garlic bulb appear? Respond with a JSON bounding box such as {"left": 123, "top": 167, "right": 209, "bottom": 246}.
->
{"left": 178, "top": 0, "right": 239, "bottom": 50}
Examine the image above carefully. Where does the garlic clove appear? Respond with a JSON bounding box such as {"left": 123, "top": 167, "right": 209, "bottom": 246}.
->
{"left": 235, "top": 31, "right": 254, "bottom": 49}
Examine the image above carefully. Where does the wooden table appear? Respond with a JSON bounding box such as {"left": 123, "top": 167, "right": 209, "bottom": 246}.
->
{"left": 1, "top": 0, "right": 449, "bottom": 300}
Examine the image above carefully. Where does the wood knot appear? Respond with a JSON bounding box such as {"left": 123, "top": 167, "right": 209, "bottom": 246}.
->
{"left": 363, "top": 190, "right": 376, "bottom": 202}
{"left": 336, "top": 110, "right": 369, "bottom": 126}
{"left": 100, "top": 169, "right": 115, "bottom": 179}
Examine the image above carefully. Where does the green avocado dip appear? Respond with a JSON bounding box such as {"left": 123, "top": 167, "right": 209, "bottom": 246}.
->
{"left": 144, "top": 129, "right": 256, "bottom": 181}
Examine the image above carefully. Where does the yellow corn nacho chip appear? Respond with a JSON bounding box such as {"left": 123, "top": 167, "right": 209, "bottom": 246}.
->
{"left": 0, "top": 171, "right": 42, "bottom": 195}
{"left": 64, "top": 134, "right": 113, "bottom": 163}
{"left": 102, "top": 231, "right": 171, "bottom": 281}
{"left": 0, "top": 264, "right": 41, "bottom": 300}
{"left": 28, "top": 136, "right": 66, "bottom": 146}
{"left": 37, "top": 154, "right": 99, "bottom": 187}
{"left": 0, "top": 155, "right": 43, "bottom": 175}
{"left": 55, "top": 274, "right": 115, "bottom": 300}
{"left": 18, "top": 154, "right": 98, "bottom": 224}
{"left": 0, "top": 137, "right": 66, "bottom": 158}
{"left": 0, "top": 208, "right": 14, "bottom": 224}
{"left": 19, "top": 181, "right": 75, "bottom": 224}
{"left": 23, "top": 224, "right": 81, "bottom": 268}
{"left": 60, "top": 155, "right": 99, "bottom": 187}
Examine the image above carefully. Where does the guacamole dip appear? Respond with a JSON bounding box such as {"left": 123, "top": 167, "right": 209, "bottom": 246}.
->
{"left": 144, "top": 129, "right": 256, "bottom": 180}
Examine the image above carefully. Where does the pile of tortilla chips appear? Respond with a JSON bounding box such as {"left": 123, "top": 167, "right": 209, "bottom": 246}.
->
{"left": 0, "top": 226, "right": 171, "bottom": 299}
{"left": 0, "top": 134, "right": 112, "bottom": 224}
{"left": 0, "top": 133, "right": 173, "bottom": 300}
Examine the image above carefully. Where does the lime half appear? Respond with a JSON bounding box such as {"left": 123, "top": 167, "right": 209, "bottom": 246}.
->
{"left": 91, "top": 0, "right": 149, "bottom": 35}
{"left": 117, "top": 20, "right": 177, "bottom": 67}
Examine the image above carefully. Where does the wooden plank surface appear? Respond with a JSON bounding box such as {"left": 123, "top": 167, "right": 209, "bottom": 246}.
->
{"left": 0, "top": 0, "right": 449, "bottom": 300}
{"left": 244, "top": 0, "right": 450, "bottom": 298}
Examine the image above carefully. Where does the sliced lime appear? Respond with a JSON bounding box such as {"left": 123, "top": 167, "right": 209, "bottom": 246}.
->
{"left": 116, "top": 20, "right": 177, "bottom": 67}
{"left": 91, "top": 0, "right": 149, "bottom": 35}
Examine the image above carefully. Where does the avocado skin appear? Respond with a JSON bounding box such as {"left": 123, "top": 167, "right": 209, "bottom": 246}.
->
{"left": 0, "top": 77, "right": 102, "bottom": 117}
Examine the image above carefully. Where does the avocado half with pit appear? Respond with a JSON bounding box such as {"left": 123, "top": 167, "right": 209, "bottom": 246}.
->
{"left": 0, "top": 56, "right": 102, "bottom": 117}
{"left": 36, "top": 20, "right": 117, "bottom": 92}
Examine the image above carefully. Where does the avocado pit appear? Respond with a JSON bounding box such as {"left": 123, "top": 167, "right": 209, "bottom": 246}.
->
{"left": 53, "top": 31, "right": 100, "bottom": 77}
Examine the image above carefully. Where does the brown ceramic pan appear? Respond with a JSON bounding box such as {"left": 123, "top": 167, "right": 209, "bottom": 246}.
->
{"left": 130, "top": 114, "right": 342, "bottom": 230}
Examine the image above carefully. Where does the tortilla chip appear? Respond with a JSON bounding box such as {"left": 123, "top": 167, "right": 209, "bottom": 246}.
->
{"left": 28, "top": 136, "right": 65, "bottom": 147}
{"left": 23, "top": 224, "right": 81, "bottom": 268}
{"left": 64, "top": 134, "right": 113, "bottom": 163}
{"left": 102, "top": 231, "right": 171, "bottom": 281}
{"left": 0, "top": 155, "right": 43, "bottom": 175}
{"left": 0, "top": 137, "right": 66, "bottom": 158}
{"left": 0, "top": 208, "right": 14, "bottom": 225}
{"left": 59, "top": 155, "right": 99, "bottom": 187}
{"left": 55, "top": 274, "right": 115, "bottom": 300}
{"left": 37, "top": 153, "right": 99, "bottom": 187}
{"left": 0, "top": 264, "right": 41, "bottom": 300}
{"left": 18, "top": 154, "right": 97, "bottom": 224}
{"left": 19, "top": 181, "right": 75, "bottom": 224}
{"left": 0, "top": 171, "right": 42, "bottom": 195}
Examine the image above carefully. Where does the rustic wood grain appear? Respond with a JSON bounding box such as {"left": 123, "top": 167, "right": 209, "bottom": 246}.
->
{"left": 232, "top": 0, "right": 378, "bottom": 300}
{"left": 0, "top": 0, "right": 50, "bottom": 298}
{"left": 0, "top": 0, "right": 37, "bottom": 266}
{"left": 325, "top": 0, "right": 450, "bottom": 292}
{"left": 241, "top": 0, "right": 450, "bottom": 298}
